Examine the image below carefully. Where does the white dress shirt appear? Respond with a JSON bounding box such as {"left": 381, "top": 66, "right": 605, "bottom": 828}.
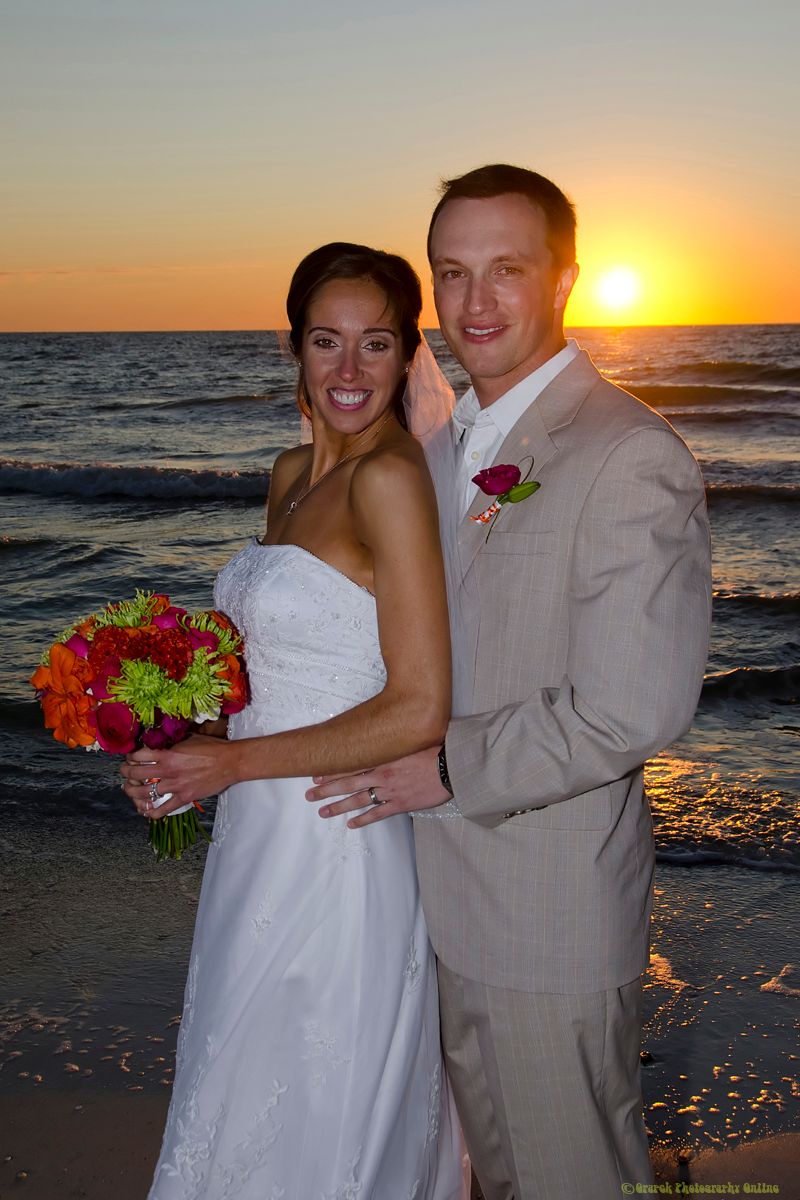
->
{"left": 452, "top": 339, "right": 580, "bottom": 517}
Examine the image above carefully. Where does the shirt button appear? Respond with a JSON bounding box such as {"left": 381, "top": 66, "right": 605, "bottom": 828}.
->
{"left": 471, "top": 451, "right": 479, "bottom": 460}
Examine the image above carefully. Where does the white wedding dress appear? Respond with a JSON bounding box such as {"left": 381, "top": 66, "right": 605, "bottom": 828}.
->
{"left": 149, "top": 539, "right": 467, "bottom": 1200}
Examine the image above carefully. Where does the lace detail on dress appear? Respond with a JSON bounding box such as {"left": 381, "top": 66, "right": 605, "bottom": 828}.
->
{"left": 302, "top": 1021, "right": 350, "bottom": 1088}
{"left": 177, "top": 957, "right": 199, "bottom": 1052}
{"left": 153, "top": 1036, "right": 224, "bottom": 1195}
{"left": 213, "top": 795, "right": 232, "bottom": 845}
{"left": 323, "top": 1145, "right": 363, "bottom": 1200}
{"left": 404, "top": 936, "right": 422, "bottom": 992}
{"left": 425, "top": 1062, "right": 442, "bottom": 1148}
{"left": 215, "top": 1079, "right": 288, "bottom": 1198}
{"left": 250, "top": 893, "right": 274, "bottom": 938}
{"left": 331, "top": 820, "right": 372, "bottom": 862}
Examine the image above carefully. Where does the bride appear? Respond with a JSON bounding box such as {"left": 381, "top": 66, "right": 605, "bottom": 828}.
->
{"left": 122, "top": 243, "right": 468, "bottom": 1198}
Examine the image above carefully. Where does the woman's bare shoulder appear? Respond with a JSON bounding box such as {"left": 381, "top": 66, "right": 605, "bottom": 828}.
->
{"left": 349, "top": 435, "right": 437, "bottom": 530}
{"left": 270, "top": 444, "right": 311, "bottom": 491}
{"left": 352, "top": 433, "right": 431, "bottom": 493}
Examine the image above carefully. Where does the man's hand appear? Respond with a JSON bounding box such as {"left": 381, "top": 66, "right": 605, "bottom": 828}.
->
{"left": 305, "top": 745, "right": 451, "bottom": 828}
{"left": 121, "top": 734, "right": 239, "bottom": 817}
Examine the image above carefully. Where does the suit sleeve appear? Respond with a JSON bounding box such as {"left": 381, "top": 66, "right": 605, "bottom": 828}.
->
{"left": 445, "top": 427, "right": 712, "bottom": 827}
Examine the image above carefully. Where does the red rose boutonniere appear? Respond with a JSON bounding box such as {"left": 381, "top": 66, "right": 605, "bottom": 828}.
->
{"left": 470, "top": 457, "right": 540, "bottom": 539}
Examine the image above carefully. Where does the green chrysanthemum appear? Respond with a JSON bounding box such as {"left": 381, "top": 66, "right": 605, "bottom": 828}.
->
{"left": 95, "top": 589, "right": 162, "bottom": 630}
{"left": 175, "top": 649, "right": 229, "bottom": 716}
{"left": 109, "top": 647, "right": 228, "bottom": 724}
{"left": 109, "top": 659, "right": 174, "bottom": 726}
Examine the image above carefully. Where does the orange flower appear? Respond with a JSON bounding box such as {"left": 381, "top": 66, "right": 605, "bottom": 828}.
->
{"left": 207, "top": 610, "right": 234, "bottom": 633}
{"left": 216, "top": 653, "right": 241, "bottom": 683}
{"left": 30, "top": 643, "right": 97, "bottom": 748}
{"left": 218, "top": 655, "right": 247, "bottom": 714}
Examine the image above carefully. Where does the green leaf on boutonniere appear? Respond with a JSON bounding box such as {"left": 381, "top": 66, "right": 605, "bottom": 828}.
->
{"left": 504, "top": 481, "right": 540, "bottom": 504}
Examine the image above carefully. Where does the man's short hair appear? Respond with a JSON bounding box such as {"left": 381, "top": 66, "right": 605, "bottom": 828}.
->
{"left": 427, "top": 163, "right": 577, "bottom": 271}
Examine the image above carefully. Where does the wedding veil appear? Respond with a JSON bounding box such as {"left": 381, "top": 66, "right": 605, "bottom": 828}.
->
{"left": 404, "top": 337, "right": 476, "bottom": 718}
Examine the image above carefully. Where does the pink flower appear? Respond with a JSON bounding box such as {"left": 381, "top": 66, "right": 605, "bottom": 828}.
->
{"left": 90, "top": 654, "right": 123, "bottom": 701}
{"left": 153, "top": 607, "right": 187, "bottom": 631}
{"left": 186, "top": 626, "right": 219, "bottom": 653}
{"left": 64, "top": 633, "right": 90, "bottom": 658}
{"left": 142, "top": 714, "right": 191, "bottom": 749}
{"left": 91, "top": 701, "right": 141, "bottom": 754}
{"left": 472, "top": 464, "right": 522, "bottom": 496}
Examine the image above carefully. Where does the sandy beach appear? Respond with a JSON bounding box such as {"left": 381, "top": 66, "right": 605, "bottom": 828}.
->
{"left": 2, "top": 822, "right": 797, "bottom": 1198}
{"left": 2, "top": 1093, "right": 798, "bottom": 1198}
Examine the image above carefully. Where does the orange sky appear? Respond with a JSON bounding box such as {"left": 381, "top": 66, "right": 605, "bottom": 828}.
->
{"left": 2, "top": 3, "right": 798, "bottom": 332}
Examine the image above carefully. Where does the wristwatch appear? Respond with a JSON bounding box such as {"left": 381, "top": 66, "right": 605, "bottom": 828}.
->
{"left": 437, "top": 744, "right": 454, "bottom": 798}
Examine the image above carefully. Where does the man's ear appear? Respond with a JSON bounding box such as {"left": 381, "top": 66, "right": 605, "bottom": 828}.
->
{"left": 555, "top": 262, "right": 579, "bottom": 312}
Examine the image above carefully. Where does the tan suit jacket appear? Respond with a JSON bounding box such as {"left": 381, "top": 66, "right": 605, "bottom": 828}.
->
{"left": 414, "top": 349, "right": 711, "bottom": 994}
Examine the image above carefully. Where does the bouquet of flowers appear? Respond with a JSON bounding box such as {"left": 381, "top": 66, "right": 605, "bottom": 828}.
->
{"left": 30, "top": 591, "right": 248, "bottom": 860}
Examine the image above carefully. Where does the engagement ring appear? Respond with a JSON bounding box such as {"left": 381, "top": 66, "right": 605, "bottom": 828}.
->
{"left": 148, "top": 780, "right": 161, "bottom": 804}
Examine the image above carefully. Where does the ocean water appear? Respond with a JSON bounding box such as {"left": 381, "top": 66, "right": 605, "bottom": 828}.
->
{"left": 1, "top": 325, "right": 798, "bottom": 870}
{"left": 1, "top": 326, "right": 798, "bottom": 1151}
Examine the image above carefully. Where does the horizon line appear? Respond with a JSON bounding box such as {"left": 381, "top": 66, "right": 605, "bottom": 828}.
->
{"left": 2, "top": 321, "right": 799, "bottom": 336}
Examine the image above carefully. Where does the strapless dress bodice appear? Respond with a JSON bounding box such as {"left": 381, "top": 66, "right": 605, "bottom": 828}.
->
{"left": 213, "top": 539, "right": 387, "bottom": 734}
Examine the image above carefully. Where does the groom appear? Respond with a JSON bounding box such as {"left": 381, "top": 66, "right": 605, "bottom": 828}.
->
{"left": 309, "top": 164, "right": 712, "bottom": 1198}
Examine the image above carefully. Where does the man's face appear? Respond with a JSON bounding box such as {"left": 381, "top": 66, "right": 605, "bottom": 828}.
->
{"left": 430, "top": 193, "right": 578, "bottom": 406}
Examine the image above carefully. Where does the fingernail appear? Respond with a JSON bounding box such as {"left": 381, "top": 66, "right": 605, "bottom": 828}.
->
{"left": 319, "top": 807, "right": 329, "bottom": 819}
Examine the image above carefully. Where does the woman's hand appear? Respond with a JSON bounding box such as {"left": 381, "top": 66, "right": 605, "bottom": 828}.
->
{"left": 121, "top": 734, "right": 240, "bottom": 817}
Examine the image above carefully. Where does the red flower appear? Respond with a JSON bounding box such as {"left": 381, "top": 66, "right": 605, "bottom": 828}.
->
{"left": 90, "top": 701, "right": 141, "bottom": 754}
{"left": 88, "top": 625, "right": 136, "bottom": 671}
{"left": 147, "top": 628, "right": 193, "bottom": 680}
{"left": 472, "top": 464, "right": 521, "bottom": 496}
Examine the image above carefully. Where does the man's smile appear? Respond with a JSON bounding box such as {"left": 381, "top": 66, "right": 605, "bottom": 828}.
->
{"left": 463, "top": 324, "right": 506, "bottom": 342}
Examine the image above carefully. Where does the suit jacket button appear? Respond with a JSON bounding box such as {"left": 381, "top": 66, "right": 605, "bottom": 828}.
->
{"left": 504, "top": 809, "right": 528, "bottom": 819}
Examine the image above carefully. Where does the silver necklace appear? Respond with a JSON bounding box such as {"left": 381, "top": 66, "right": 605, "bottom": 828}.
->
{"left": 286, "top": 411, "right": 394, "bottom": 516}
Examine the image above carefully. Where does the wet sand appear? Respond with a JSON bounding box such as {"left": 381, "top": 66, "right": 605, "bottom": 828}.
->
{"left": 2, "top": 1091, "right": 798, "bottom": 1199}
{"left": 1, "top": 807, "right": 797, "bottom": 1196}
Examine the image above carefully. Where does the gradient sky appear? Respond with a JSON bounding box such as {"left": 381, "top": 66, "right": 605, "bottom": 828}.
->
{"left": 2, "top": 0, "right": 798, "bottom": 331}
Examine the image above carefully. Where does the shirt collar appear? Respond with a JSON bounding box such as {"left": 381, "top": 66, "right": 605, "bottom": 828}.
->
{"left": 452, "top": 338, "right": 580, "bottom": 438}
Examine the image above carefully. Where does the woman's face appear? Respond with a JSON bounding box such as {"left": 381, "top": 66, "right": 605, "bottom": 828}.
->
{"left": 301, "top": 277, "right": 407, "bottom": 437}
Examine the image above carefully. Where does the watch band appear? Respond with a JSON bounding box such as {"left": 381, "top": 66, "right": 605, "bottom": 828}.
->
{"left": 437, "top": 744, "right": 454, "bottom": 797}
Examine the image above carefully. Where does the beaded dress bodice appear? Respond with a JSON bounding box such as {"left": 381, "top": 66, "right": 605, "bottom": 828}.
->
{"left": 214, "top": 540, "right": 386, "bottom": 734}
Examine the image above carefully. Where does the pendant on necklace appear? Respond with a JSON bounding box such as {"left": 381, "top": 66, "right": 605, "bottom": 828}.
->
{"left": 287, "top": 500, "right": 298, "bottom": 515}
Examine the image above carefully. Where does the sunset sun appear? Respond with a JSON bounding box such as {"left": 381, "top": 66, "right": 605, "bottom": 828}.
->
{"left": 595, "top": 267, "right": 642, "bottom": 317}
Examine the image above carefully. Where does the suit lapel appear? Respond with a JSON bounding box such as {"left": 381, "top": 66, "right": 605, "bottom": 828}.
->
{"left": 455, "top": 350, "right": 600, "bottom": 577}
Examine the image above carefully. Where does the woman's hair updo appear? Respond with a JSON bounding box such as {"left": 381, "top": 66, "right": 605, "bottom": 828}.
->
{"left": 286, "top": 242, "right": 423, "bottom": 421}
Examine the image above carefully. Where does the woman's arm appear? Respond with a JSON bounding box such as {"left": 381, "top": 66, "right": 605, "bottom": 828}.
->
{"left": 123, "top": 444, "right": 451, "bottom": 812}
